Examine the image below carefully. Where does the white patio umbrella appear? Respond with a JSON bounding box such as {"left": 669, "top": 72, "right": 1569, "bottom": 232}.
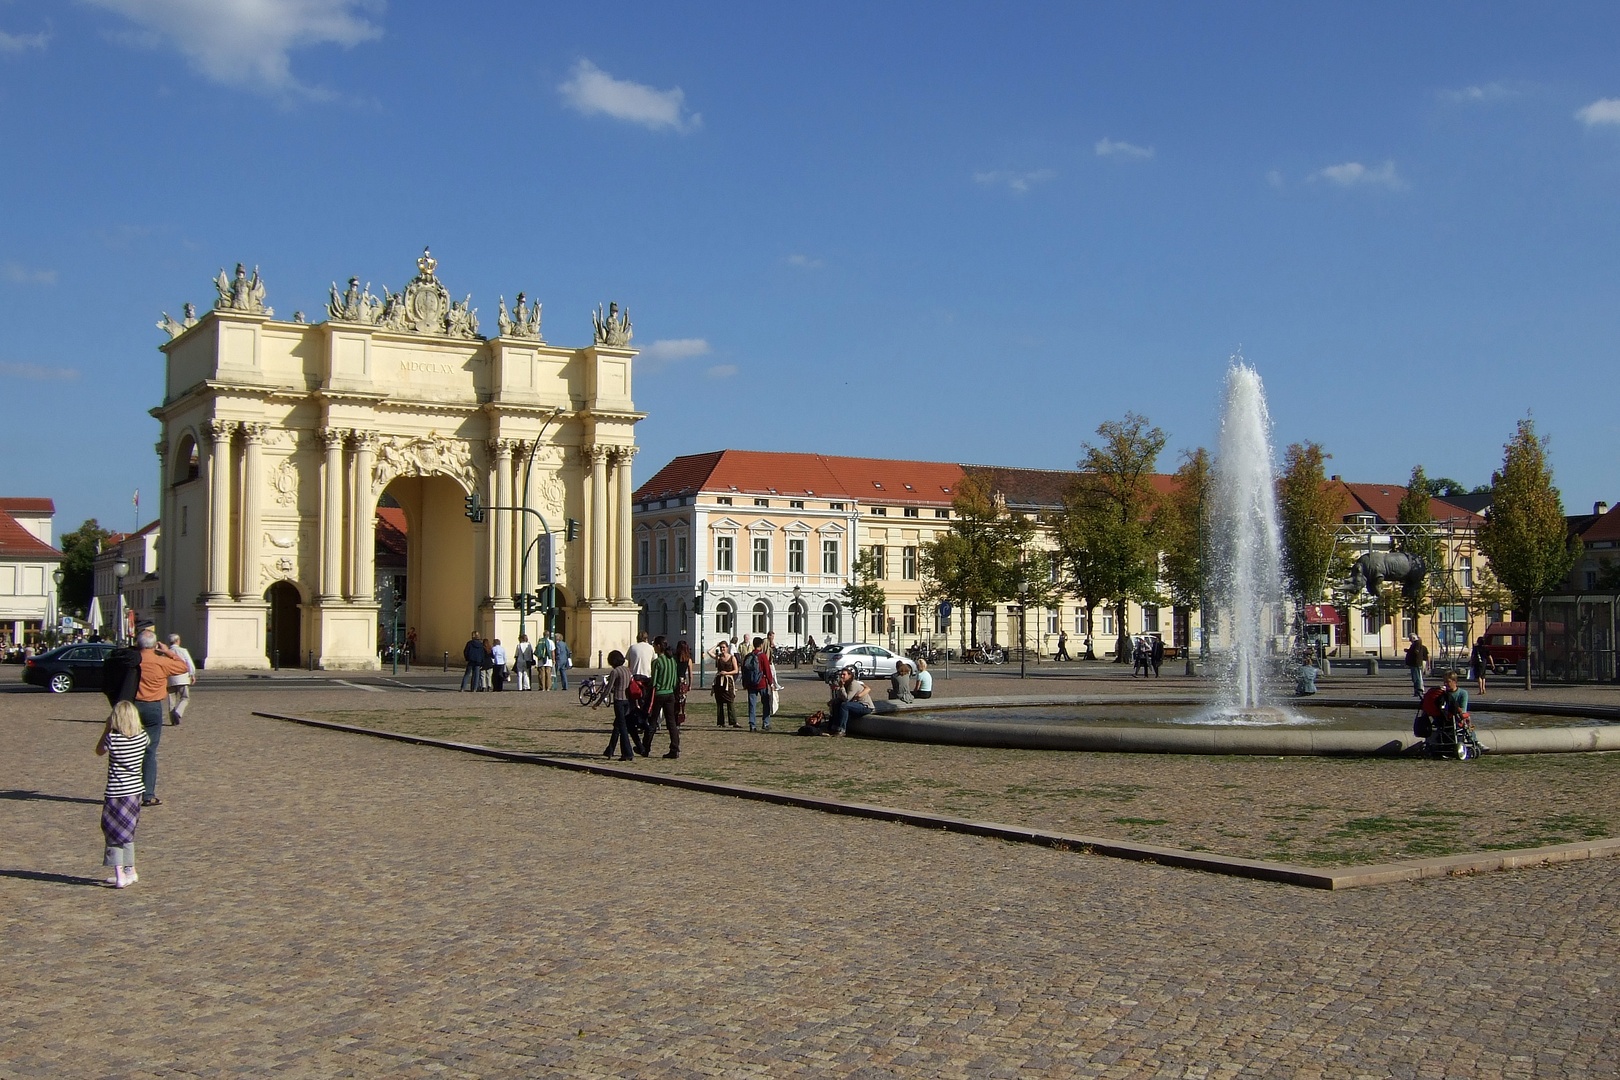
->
{"left": 86, "top": 595, "right": 103, "bottom": 636}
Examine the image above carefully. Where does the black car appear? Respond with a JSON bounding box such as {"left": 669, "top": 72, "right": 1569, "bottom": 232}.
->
{"left": 23, "top": 642, "right": 117, "bottom": 693}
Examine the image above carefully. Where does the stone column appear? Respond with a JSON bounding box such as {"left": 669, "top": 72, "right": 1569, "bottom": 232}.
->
{"left": 614, "top": 446, "right": 637, "bottom": 602}
{"left": 204, "top": 419, "right": 236, "bottom": 600}
{"left": 588, "top": 445, "right": 609, "bottom": 602}
{"left": 491, "top": 439, "right": 514, "bottom": 604}
{"left": 238, "top": 423, "right": 267, "bottom": 599}
{"left": 350, "top": 430, "right": 376, "bottom": 600}
{"left": 154, "top": 440, "right": 169, "bottom": 609}
{"left": 320, "top": 427, "right": 346, "bottom": 601}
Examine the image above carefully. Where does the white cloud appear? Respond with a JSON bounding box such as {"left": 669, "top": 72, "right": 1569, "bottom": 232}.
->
{"left": 83, "top": 0, "right": 383, "bottom": 99}
{"left": 1266, "top": 169, "right": 1285, "bottom": 189}
{"left": 1576, "top": 98, "right": 1620, "bottom": 126}
{"left": 558, "top": 59, "right": 701, "bottom": 133}
{"left": 972, "top": 168, "right": 1056, "bottom": 195}
{"left": 1094, "top": 137, "right": 1154, "bottom": 160}
{"left": 1310, "top": 160, "right": 1405, "bottom": 190}
{"left": 2, "top": 262, "right": 57, "bottom": 285}
{"left": 1440, "top": 82, "right": 1518, "bottom": 105}
{"left": 705, "top": 363, "right": 737, "bottom": 379}
{"left": 638, "top": 338, "right": 711, "bottom": 371}
{"left": 0, "top": 28, "right": 49, "bottom": 53}
{"left": 0, "top": 360, "right": 79, "bottom": 381}
{"left": 785, "top": 253, "right": 823, "bottom": 269}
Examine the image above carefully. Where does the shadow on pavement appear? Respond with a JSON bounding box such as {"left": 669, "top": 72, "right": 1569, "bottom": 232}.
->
{"left": 0, "top": 868, "right": 106, "bottom": 887}
{"left": 0, "top": 789, "right": 101, "bottom": 805}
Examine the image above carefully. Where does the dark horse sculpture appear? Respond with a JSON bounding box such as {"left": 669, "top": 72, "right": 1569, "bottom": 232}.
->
{"left": 1347, "top": 551, "right": 1428, "bottom": 598}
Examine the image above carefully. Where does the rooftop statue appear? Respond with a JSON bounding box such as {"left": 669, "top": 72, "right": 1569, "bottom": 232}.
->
{"left": 214, "top": 263, "right": 272, "bottom": 316}
{"left": 497, "top": 291, "right": 543, "bottom": 339}
{"left": 327, "top": 276, "right": 385, "bottom": 324}
{"left": 156, "top": 301, "right": 201, "bottom": 340}
{"left": 592, "top": 301, "right": 632, "bottom": 347}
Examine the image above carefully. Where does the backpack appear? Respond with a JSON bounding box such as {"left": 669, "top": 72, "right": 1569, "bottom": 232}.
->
{"left": 740, "top": 650, "right": 763, "bottom": 690}
{"left": 102, "top": 647, "right": 142, "bottom": 706}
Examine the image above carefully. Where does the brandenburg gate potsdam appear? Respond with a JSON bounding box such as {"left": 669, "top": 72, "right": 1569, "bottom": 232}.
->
{"left": 150, "top": 249, "right": 642, "bottom": 669}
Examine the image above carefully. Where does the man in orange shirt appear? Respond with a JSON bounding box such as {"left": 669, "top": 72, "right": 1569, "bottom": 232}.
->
{"left": 130, "top": 619, "right": 191, "bottom": 806}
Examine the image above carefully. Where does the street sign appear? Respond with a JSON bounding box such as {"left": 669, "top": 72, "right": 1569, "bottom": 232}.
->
{"left": 939, "top": 601, "right": 952, "bottom": 618}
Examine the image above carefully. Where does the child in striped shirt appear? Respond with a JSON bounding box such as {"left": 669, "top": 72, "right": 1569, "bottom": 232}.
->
{"left": 97, "top": 701, "right": 150, "bottom": 888}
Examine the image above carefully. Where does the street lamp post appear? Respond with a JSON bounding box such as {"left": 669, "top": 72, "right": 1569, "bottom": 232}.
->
{"left": 1018, "top": 577, "right": 1030, "bottom": 679}
{"left": 697, "top": 578, "right": 710, "bottom": 689}
{"left": 50, "top": 567, "right": 63, "bottom": 646}
{"left": 792, "top": 585, "right": 802, "bottom": 668}
{"left": 113, "top": 559, "right": 130, "bottom": 642}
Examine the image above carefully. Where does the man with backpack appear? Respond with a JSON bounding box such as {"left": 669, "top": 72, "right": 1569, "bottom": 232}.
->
{"left": 106, "top": 619, "right": 191, "bottom": 806}
{"left": 741, "top": 636, "right": 775, "bottom": 732}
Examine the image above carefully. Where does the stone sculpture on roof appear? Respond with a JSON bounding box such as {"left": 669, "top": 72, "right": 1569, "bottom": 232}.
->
{"left": 592, "top": 301, "right": 632, "bottom": 347}
{"left": 156, "top": 302, "right": 200, "bottom": 340}
{"left": 497, "top": 292, "right": 544, "bottom": 340}
{"left": 214, "top": 263, "right": 272, "bottom": 315}
{"left": 329, "top": 248, "right": 481, "bottom": 339}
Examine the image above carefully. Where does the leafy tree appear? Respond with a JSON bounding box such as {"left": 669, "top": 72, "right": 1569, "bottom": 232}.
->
{"left": 57, "top": 519, "right": 112, "bottom": 618}
{"left": 841, "top": 548, "right": 887, "bottom": 643}
{"left": 1419, "top": 476, "right": 1472, "bottom": 498}
{"left": 1276, "top": 442, "right": 1340, "bottom": 605}
{"left": 1476, "top": 418, "right": 1579, "bottom": 687}
{"left": 1395, "top": 465, "right": 1440, "bottom": 627}
{"left": 1158, "top": 447, "right": 1212, "bottom": 637}
{"left": 1054, "top": 413, "right": 1166, "bottom": 659}
{"left": 918, "top": 473, "right": 1034, "bottom": 647}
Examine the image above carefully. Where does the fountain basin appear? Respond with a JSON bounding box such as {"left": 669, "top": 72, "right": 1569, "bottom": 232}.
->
{"left": 852, "top": 696, "right": 1620, "bottom": 756}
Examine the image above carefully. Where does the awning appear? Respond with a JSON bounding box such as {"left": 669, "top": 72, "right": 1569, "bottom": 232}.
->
{"left": 1304, "top": 604, "right": 1340, "bottom": 625}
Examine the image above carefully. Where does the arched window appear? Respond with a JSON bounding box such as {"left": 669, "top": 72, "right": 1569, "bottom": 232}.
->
{"left": 821, "top": 601, "right": 840, "bottom": 637}
{"left": 660, "top": 600, "right": 671, "bottom": 636}
{"left": 678, "top": 599, "right": 689, "bottom": 634}
{"left": 787, "top": 600, "right": 805, "bottom": 635}
{"left": 173, "top": 435, "right": 200, "bottom": 484}
{"left": 715, "top": 600, "right": 735, "bottom": 638}
{"left": 752, "top": 600, "right": 769, "bottom": 635}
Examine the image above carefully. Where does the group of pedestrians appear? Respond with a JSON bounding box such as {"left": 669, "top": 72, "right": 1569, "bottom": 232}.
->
{"left": 708, "top": 634, "right": 782, "bottom": 730}
{"left": 459, "top": 630, "right": 570, "bottom": 692}
{"left": 1130, "top": 634, "right": 1166, "bottom": 677}
{"left": 94, "top": 620, "right": 197, "bottom": 889}
{"left": 604, "top": 631, "right": 691, "bottom": 761}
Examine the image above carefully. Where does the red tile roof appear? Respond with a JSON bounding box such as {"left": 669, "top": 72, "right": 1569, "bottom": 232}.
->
{"left": 0, "top": 497, "right": 54, "bottom": 515}
{"left": 0, "top": 511, "right": 63, "bottom": 559}
{"left": 1578, "top": 503, "right": 1620, "bottom": 544}
{"left": 1329, "top": 481, "right": 1484, "bottom": 527}
{"left": 376, "top": 507, "right": 408, "bottom": 560}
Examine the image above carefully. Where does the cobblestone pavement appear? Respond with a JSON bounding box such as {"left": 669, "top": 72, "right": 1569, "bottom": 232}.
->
{"left": 4, "top": 688, "right": 1618, "bottom": 1078}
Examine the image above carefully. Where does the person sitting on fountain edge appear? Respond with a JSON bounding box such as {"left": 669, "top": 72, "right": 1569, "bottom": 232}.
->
{"left": 1294, "top": 654, "right": 1319, "bottom": 696}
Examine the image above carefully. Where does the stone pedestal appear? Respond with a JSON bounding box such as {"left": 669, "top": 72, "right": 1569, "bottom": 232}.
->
{"left": 199, "top": 599, "right": 271, "bottom": 670}
{"left": 316, "top": 599, "right": 380, "bottom": 670}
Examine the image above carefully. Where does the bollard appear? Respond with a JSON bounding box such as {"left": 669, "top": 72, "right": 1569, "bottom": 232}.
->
{"left": 307, "top": 649, "right": 315, "bottom": 671}
{"left": 1366, "top": 658, "right": 1377, "bottom": 676}
{"left": 443, "top": 651, "right": 449, "bottom": 672}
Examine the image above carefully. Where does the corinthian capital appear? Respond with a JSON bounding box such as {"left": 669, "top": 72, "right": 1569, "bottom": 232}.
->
{"left": 487, "top": 437, "right": 517, "bottom": 461}
{"left": 240, "top": 421, "right": 269, "bottom": 444}
{"left": 203, "top": 418, "right": 238, "bottom": 443}
{"left": 611, "top": 445, "right": 640, "bottom": 465}
{"left": 321, "top": 427, "right": 347, "bottom": 452}
{"left": 350, "top": 429, "right": 378, "bottom": 452}
{"left": 586, "top": 444, "right": 614, "bottom": 466}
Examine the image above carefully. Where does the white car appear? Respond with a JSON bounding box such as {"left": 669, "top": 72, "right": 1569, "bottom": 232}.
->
{"left": 812, "top": 642, "right": 905, "bottom": 679}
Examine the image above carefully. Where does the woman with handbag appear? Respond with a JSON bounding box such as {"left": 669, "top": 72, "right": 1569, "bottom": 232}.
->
{"left": 711, "top": 640, "right": 739, "bottom": 728}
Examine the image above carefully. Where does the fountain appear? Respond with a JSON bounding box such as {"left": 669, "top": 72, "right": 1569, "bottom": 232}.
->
{"left": 1206, "top": 361, "right": 1291, "bottom": 723}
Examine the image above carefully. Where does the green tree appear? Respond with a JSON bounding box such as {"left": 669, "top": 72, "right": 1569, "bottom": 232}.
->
{"left": 841, "top": 548, "right": 888, "bottom": 643}
{"left": 1419, "top": 476, "right": 1471, "bottom": 498}
{"left": 57, "top": 519, "right": 112, "bottom": 618}
{"left": 1276, "top": 442, "right": 1340, "bottom": 606}
{"left": 1054, "top": 413, "right": 1166, "bottom": 658}
{"left": 1476, "top": 418, "right": 1579, "bottom": 688}
{"left": 1158, "top": 448, "right": 1212, "bottom": 644}
{"left": 918, "top": 473, "right": 1034, "bottom": 647}
{"left": 1395, "top": 465, "right": 1440, "bottom": 628}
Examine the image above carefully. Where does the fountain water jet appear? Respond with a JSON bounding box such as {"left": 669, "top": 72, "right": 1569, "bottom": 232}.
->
{"left": 1210, "top": 361, "right": 1288, "bottom": 719}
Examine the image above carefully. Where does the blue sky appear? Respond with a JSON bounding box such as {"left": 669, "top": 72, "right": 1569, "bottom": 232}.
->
{"left": 3, "top": 1, "right": 1618, "bottom": 535}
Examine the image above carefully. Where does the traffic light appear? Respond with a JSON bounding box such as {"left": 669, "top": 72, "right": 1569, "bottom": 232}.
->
{"left": 565, "top": 517, "right": 580, "bottom": 542}
{"left": 464, "top": 491, "right": 484, "bottom": 523}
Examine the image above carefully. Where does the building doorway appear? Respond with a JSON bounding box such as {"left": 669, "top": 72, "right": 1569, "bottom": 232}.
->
{"left": 381, "top": 475, "right": 478, "bottom": 663}
{"left": 265, "top": 580, "right": 302, "bottom": 668}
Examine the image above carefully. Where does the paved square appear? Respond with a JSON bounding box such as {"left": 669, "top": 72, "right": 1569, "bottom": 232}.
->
{"left": 4, "top": 685, "right": 1617, "bottom": 1077}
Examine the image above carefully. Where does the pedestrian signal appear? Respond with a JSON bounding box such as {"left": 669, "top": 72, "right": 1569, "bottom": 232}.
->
{"left": 565, "top": 518, "right": 580, "bottom": 542}
{"left": 464, "top": 492, "right": 484, "bottom": 523}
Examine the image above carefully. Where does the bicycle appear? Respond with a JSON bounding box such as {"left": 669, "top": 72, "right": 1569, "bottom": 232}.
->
{"left": 577, "top": 674, "right": 610, "bottom": 708}
{"left": 969, "top": 643, "right": 1007, "bottom": 665}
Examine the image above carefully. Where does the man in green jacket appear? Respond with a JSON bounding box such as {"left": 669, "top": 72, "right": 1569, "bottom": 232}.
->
{"left": 646, "top": 636, "right": 681, "bottom": 759}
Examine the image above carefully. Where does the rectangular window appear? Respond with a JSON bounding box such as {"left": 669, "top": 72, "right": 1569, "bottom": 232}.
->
{"left": 790, "top": 499, "right": 805, "bottom": 509}
{"left": 1100, "top": 608, "right": 1116, "bottom": 636}
{"left": 788, "top": 537, "right": 806, "bottom": 574}
{"left": 822, "top": 539, "right": 839, "bottom": 574}
{"left": 935, "top": 608, "right": 951, "bottom": 634}
{"left": 1363, "top": 611, "right": 1381, "bottom": 637}
{"left": 754, "top": 498, "right": 769, "bottom": 507}
{"left": 716, "top": 496, "right": 732, "bottom": 505}
{"left": 1074, "top": 610, "right": 1088, "bottom": 634}
{"left": 1401, "top": 613, "right": 1416, "bottom": 639}
{"left": 935, "top": 508, "right": 950, "bottom": 518}
{"left": 870, "top": 609, "right": 885, "bottom": 635}
{"left": 1048, "top": 552, "right": 1061, "bottom": 582}
{"left": 656, "top": 537, "right": 668, "bottom": 575}
{"left": 902, "top": 546, "right": 917, "bottom": 580}
{"left": 752, "top": 537, "right": 770, "bottom": 573}
{"left": 872, "top": 506, "right": 888, "bottom": 516}
{"left": 1437, "top": 604, "right": 1468, "bottom": 649}
{"left": 871, "top": 545, "right": 887, "bottom": 578}
{"left": 715, "top": 536, "right": 734, "bottom": 573}
{"left": 903, "top": 506, "right": 919, "bottom": 518}
{"left": 1142, "top": 606, "right": 1160, "bottom": 633}
{"left": 1458, "top": 556, "right": 1474, "bottom": 589}
{"left": 1047, "top": 611, "right": 1059, "bottom": 634}
{"left": 829, "top": 502, "right": 845, "bottom": 511}
{"left": 902, "top": 605, "right": 918, "bottom": 634}
{"left": 638, "top": 539, "right": 650, "bottom": 577}
{"left": 822, "top": 605, "right": 838, "bottom": 636}
{"left": 676, "top": 536, "right": 688, "bottom": 573}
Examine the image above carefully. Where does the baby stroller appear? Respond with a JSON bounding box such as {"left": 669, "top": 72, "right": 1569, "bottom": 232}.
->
{"left": 1416, "top": 687, "right": 1483, "bottom": 760}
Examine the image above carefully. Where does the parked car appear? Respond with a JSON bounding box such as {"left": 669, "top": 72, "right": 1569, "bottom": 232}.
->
{"left": 812, "top": 642, "right": 905, "bottom": 679}
{"left": 23, "top": 642, "right": 117, "bottom": 693}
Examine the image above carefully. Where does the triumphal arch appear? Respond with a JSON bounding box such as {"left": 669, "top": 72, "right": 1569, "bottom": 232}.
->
{"left": 151, "top": 249, "right": 643, "bottom": 670}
